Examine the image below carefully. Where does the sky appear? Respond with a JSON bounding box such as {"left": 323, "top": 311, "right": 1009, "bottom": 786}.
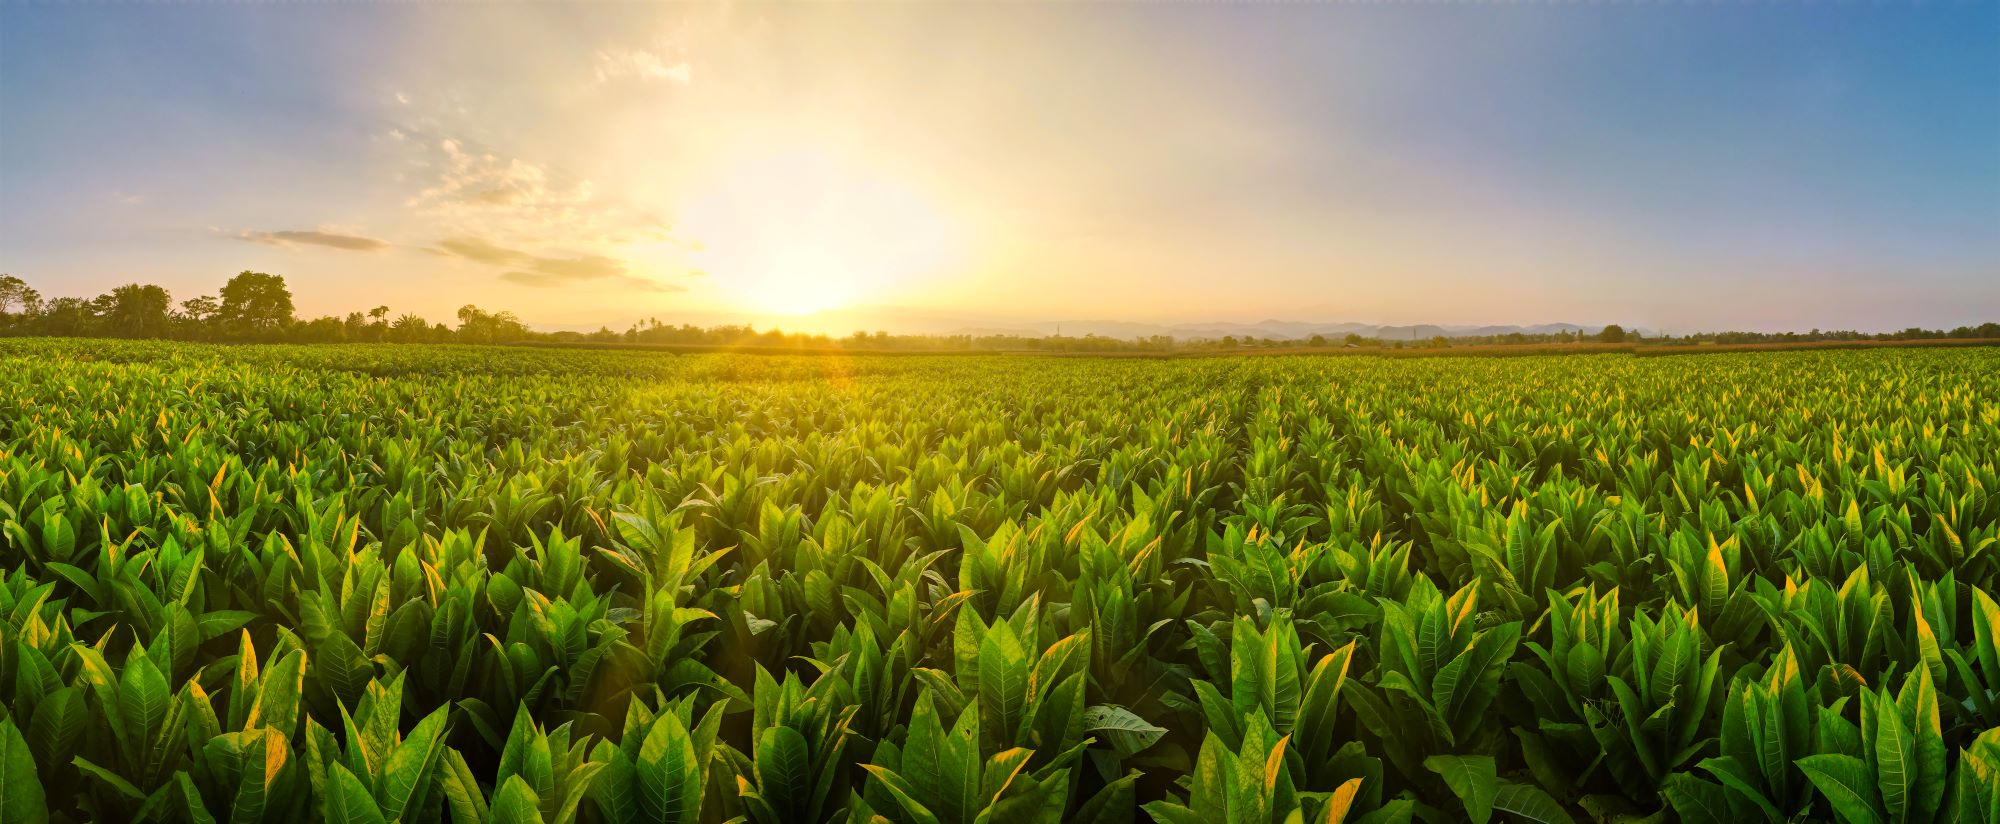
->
{"left": 2, "top": 2, "right": 1996, "bottom": 335}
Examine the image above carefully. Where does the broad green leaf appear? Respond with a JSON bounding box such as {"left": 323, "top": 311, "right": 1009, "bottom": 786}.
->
{"left": 323, "top": 763, "right": 388, "bottom": 824}
{"left": 1662, "top": 773, "right": 1738, "bottom": 824}
{"left": 1425, "top": 754, "right": 1497, "bottom": 824}
{"left": 754, "top": 726, "right": 810, "bottom": 819}
{"left": 1873, "top": 696, "right": 1913, "bottom": 823}
{"left": 120, "top": 644, "right": 172, "bottom": 765}
{"left": 491, "top": 775, "right": 547, "bottom": 824}
{"left": 862, "top": 765, "right": 944, "bottom": 824}
{"left": 1082, "top": 705, "right": 1167, "bottom": 757}
{"left": 1073, "top": 771, "right": 1141, "bottom": 824}
{"left": 0, "top": 718, "right": 49, "bottom": 824}
{"left": 1798, "top": 754, "right": 1885, "bottom": 824}
{"left": 979, "top": 619, "right": 1031, "bottom": 752}
{"left": 636, "top": 710, "right": 701, "bottom": 824}
{"left": 1490, "top": 781, "right": 1575, "bottom": 824}
{"left": 377, "top": 706, "right": 450, "bottom": 821}
{"left": 439, "top": 749, "right": 490, "bottom": 824}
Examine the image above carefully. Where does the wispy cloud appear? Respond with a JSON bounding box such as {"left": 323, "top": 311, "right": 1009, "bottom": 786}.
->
{"left": 236, "top": 229, "right": 388, "bottom": 252}
{"left": 383, "top": 98, "right": 689, "bottom": 296}
{"left": 594, "top": 46, "right": 692, "bottom": 86}
{"left": 500, "top": 270, "right": 684, "bottom": 292}
{"left": 434, "top": 236, "right": 684, "bottom": 292}
{"left": 398, "top": 131, "right": 670, "bottom": 248}
{"left": 434, "top": 236, "right": 527, "bottom": 266}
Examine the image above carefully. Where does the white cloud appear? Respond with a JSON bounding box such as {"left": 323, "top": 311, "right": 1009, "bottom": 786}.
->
{"left": 398, "top": 129, "right": 667, "bottom": 248}
{"left": 593, "top": 47, "right": 692, "bottom": 87}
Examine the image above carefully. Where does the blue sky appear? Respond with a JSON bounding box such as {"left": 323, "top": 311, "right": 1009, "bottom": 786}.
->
{"left": 2, "top": 2, "right": 1995, "bottom": 332}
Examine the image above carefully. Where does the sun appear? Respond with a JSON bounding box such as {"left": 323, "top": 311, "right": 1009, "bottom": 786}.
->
{"left": 678, "top": 144, "right": 963, "bottom": 317}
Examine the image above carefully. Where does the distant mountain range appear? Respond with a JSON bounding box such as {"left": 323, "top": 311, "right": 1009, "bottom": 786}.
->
{"left": 941, "top": 319, "right": 1647, "bottom": 342}
{"left": 571, "top": 306, "right": 1653, "bottom": 341}
{"left": 993, "top": 320, "right": 1617, "bottom": 342}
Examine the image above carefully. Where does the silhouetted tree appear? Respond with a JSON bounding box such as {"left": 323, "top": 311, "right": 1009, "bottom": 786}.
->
{"left": 456, "top": 304, "right": 530, "bottom": 344}
{"left": 390, "top": 313, "right": 433, "bottom": 342}
{"left": 0, "top": 275, "right": 39, "bottom": 319}
{"left": 217, "top": 271, "right": 294, "bottom": 336}
{"left": 298, "top": 315, "right": 348, "bottom": 342}
{"left": 99, "top": 283, "right": 174, "bottom": 338}
{"left": 39, "top": 297, "right": 94, "bottom": 336}
{"left": 180, "top": 295, "right": 219, "bottom": 322}
{"left": 1598, "top": 324, "right": 1627, "bottom": 343}
{"left": 177, "top": 295, "right": 220, "bottom": 339}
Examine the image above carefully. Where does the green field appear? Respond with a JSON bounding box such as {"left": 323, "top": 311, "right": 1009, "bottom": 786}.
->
{"left": 3, "top": 339, "right": 1998, "bottom": 824}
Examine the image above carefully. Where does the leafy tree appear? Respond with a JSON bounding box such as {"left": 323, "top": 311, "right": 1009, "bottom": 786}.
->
{"left": 177, "top": 295, "right": 221, "bottom": 339}
{"left": 297, "top": 315, "right": 348, "bottom": 342}
{"left": 180, "top": 295, "right": 219, "bottom": 323}
{"left": 0, "top": 274, "right": 40, "bottom": 317}
{"left": 456, "top": 304, "right": 530, "bottom": 344}
{"left": 217, "top": 271, "right": 295, "bottom": 335}
{"left": 1598, "top": 323, "right": 1627, "bottom": 343}
{"left": 1308, "top": 334, "right": 1327, "bottom": 346}
{"left": 98, "top": 283, "right": 174, "bottom": 338}
{"left": 390, "top": 312, "right": 434, "bottom": 342}
{"left": 38, "top": 297, "right": 94, "bottom": 336}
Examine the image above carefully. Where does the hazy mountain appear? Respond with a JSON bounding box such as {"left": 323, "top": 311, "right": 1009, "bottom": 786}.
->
{"left": 994, "top": 319, "right": 1616, "bottom": 341}
{"left": 602, "top": 306, "right": 1645, "bottom": 341}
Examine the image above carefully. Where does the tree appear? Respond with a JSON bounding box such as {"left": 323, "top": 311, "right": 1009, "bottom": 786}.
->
{"left": 0, "top": 274, "right": 40, "bottom": 317}
{"left": 180, "top": 295, "right": 219, "bottom": 322}
{"left": 217, "top": 271, "right": 295, "bottom": 335}
{"left": 456, "top": 304, "right": 530, "bottom": 344}
{"left": 360, "top": 305, "right": 391, "bottom": 342}
{"left": 1344, "top": 333, "right": 1366, "bottom": 347}
{"left": 99, "top": 283, "right": 174, "bottom": 338}
{"left": 38, "top": 297, "right": 94, "bottom": 336}
{"left": 177, "top": 295, "right": 221, "bottom": 339}
{"left": 1598, "top": 324, "right": 1627, "bottom": 343}
{"left": 390, "top": 313, "right": 432, "bottom": 342}
{"left": 1308, "top": 334, "right": 1327, "bottom": 347}
{"left": 297, "top": 315, "right": 347, "bottom": 342}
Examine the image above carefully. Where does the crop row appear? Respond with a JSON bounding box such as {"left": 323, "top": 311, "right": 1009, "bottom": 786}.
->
{"left": 1, "top": 339, "right": 1998, "bottom": 823}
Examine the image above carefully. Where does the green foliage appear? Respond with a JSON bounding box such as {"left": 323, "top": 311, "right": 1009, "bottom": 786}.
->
{"left": 0, "top": 339, "right": 1996, "bottom": 823}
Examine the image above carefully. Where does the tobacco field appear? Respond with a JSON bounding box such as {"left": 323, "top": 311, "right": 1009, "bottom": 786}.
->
{"left": 2, "top": 338, "right": 1998, "bottom": 824}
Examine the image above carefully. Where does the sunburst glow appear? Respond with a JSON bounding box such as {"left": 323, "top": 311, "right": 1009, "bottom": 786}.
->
{"left": 678, "top": 144, "right": 963, "bottom": 317}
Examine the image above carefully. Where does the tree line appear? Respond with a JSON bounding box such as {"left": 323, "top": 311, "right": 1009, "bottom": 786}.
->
{"left": 0, "top": 272, "right": 1100, "bottom": 349}
{"left": 2, "top": 272, "right": 1995, "bottom": 351}
{"left": 0, "top": 271, "right": 478, "bottom": 343}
